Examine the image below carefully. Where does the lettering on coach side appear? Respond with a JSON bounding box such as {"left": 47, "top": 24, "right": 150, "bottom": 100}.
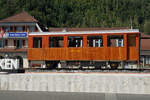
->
{"left": 0, "top": 59, "right": 19, "bottom": 70}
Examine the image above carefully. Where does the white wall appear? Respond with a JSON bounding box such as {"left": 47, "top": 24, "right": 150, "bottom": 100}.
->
{"left": 0, "top": 73, "right": 150, "bottom": 94}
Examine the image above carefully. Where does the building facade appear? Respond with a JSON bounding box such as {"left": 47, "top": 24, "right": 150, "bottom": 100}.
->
{"left": 140, "top": 33, "right": 150, "bottom": 66}
{"left": 0, "top": 11, "right": 42, "bottom": 69}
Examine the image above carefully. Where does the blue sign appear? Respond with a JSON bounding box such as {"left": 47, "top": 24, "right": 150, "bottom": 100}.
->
{"left": 8, "top": 32, "right": 27, "bottom": 37}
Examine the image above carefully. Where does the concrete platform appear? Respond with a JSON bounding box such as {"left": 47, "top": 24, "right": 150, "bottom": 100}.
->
{"left": 0, "top": 91, "right": 150, "bottom": 100}
{"left": 0, "top": 73, "right": 150, "bottom": 94}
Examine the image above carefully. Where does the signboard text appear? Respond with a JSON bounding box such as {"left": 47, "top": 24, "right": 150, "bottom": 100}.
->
{"left": 8, "top": 32, "right": 27, "bottom": 37}
{"left": 0, "top": 59, "right": 19, "bottom": 70}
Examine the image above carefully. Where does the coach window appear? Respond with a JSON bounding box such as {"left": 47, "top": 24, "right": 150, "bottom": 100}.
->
{"left": 33, "top": 37, "right": 42, "bottom": 48}
{"left": 128, "top": 35, "right": 136, "bottom": 46}
{"left": 49, "top": 37, "right": 64, "bottom": 47}
{"left": 87, "top": 36, "right": 103, "bottom": 47}
{"left": 68, "top": 36, "right": 83, "bottom": 47}
{"left": 107, "top": 35, "right": 124, "bottom": 47}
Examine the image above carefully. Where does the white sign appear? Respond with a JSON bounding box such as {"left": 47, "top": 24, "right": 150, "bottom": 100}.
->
{"left": 0, "top": 59, "right": 19, "bottom": 70}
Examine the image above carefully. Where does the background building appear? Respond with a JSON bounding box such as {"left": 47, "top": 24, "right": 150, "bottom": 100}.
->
{"left": 0, "top": 11, "right": 42, "bottom": 69}
{"left": 140, "top": 33, "right": 150, "bottom": 66}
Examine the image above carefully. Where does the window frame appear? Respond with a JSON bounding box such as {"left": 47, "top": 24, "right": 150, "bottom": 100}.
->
{"left": 107, "top": 35, "right": 124, "bottom": 47}
{"left": 33, "top": 37, "right": 42, "bottom": 48}
{"left": 87, "top": 35, "right": 103, "bottom": 47}
{"left": 128, "top": 35, "right": 136, "bottom": 47}
{"left": 68, "top": 36, "right": 83, "bottom": 48}
{"left": 49, "top": 36, "right": 64, "bottom": 48}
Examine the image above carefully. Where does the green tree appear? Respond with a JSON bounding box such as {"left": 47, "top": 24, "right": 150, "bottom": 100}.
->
{"left": 144, "top": 21, "right": 150, "bottom": 35}
{"left": 0, "top": 0, "right": 149, "bottom": 31}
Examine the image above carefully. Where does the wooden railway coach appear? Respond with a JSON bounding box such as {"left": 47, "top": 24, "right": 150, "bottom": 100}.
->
{"left": 28, "top": 29, "right": 140, "bottom": 69}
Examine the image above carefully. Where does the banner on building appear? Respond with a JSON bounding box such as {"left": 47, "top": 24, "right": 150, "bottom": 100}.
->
{"left": 0, "top": 59, "right": 19, "bottom": 70}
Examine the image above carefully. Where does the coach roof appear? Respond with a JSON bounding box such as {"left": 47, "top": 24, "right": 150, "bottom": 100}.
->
{"left": 48, "top": 27, "right": 129, "bottom": 32}
{"left": 29, "top": 29, "right": 139, "bottom": 35}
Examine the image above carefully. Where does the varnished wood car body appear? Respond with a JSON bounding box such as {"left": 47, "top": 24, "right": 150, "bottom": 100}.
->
{"left": 28, "top": 32, "right": 139, "bottom": 62}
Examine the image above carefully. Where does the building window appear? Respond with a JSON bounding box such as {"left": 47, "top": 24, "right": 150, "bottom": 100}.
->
{"left": 33, "top": 37, "right": 42, "bottom": 48}
{"left": 107, "top": 35, "right": 124, "bottom": 47}
{"left": 14, "top": 40, "right": 23, "bottom": 49}
{"left": 68, "top": 36, "right": 83, "bottom": 47}
{"left": 23, "top": 40, "right": 26, "bottom": 47}
{"left": 87, "top": 36, "right": 103, "bottom": 47}
{"left": 0, "top": 40, "right": 4, "bottom": 48}
{"left": 16, "top": 26, "right": 23, "bottom": 32}
{"left": 5, "top": 40, "right": 8, "bottom": 47}
{"left": 4, "top": 26, "right": 10, "bottom": 32}
{"left": 29, "top": 26, "right": 35, "bottom": 32}
{"left": 49, "top": 37, "right": 64, "bottom": 47}
{"left": 144, "top": 56, "right": 150, "bottom": 65}
{"left": 14, "top": 40, "right": 16, "bottom": 46}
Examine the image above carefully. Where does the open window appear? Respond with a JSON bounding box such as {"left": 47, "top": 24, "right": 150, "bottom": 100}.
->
{"left": 107, "top": 35, "right": 124, "bottom": 47}
{"left": 87, "top": 36, "right": 103, "bottom": 47}
{"left": 68, "top": 36, "right": 83, "bottom": 47}
{"left": 33, "top": 37, "right": 42, "bottom": 48}
{"left": 49, "top": 37, "right": 64, "bottom": 47}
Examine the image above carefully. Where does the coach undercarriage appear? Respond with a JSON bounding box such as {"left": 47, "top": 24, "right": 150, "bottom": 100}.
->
{"left": 42, "top": 60, "right": 138, "bottom": 70}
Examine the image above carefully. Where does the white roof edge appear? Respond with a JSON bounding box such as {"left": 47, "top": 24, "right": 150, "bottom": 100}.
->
{"left": 29, "top": 29, "right": 139, "bottom": 35}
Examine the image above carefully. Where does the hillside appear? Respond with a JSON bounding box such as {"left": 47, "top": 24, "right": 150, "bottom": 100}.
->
{"left": 0, "top": 0, "right": 149, "bottom": 31}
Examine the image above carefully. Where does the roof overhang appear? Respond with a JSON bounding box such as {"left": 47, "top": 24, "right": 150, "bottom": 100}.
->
{"left": 0, "top": 22, "right": 37, "bottom": 26}
{"left": 29, "top": 29, "right": 139, "bottom": 36}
